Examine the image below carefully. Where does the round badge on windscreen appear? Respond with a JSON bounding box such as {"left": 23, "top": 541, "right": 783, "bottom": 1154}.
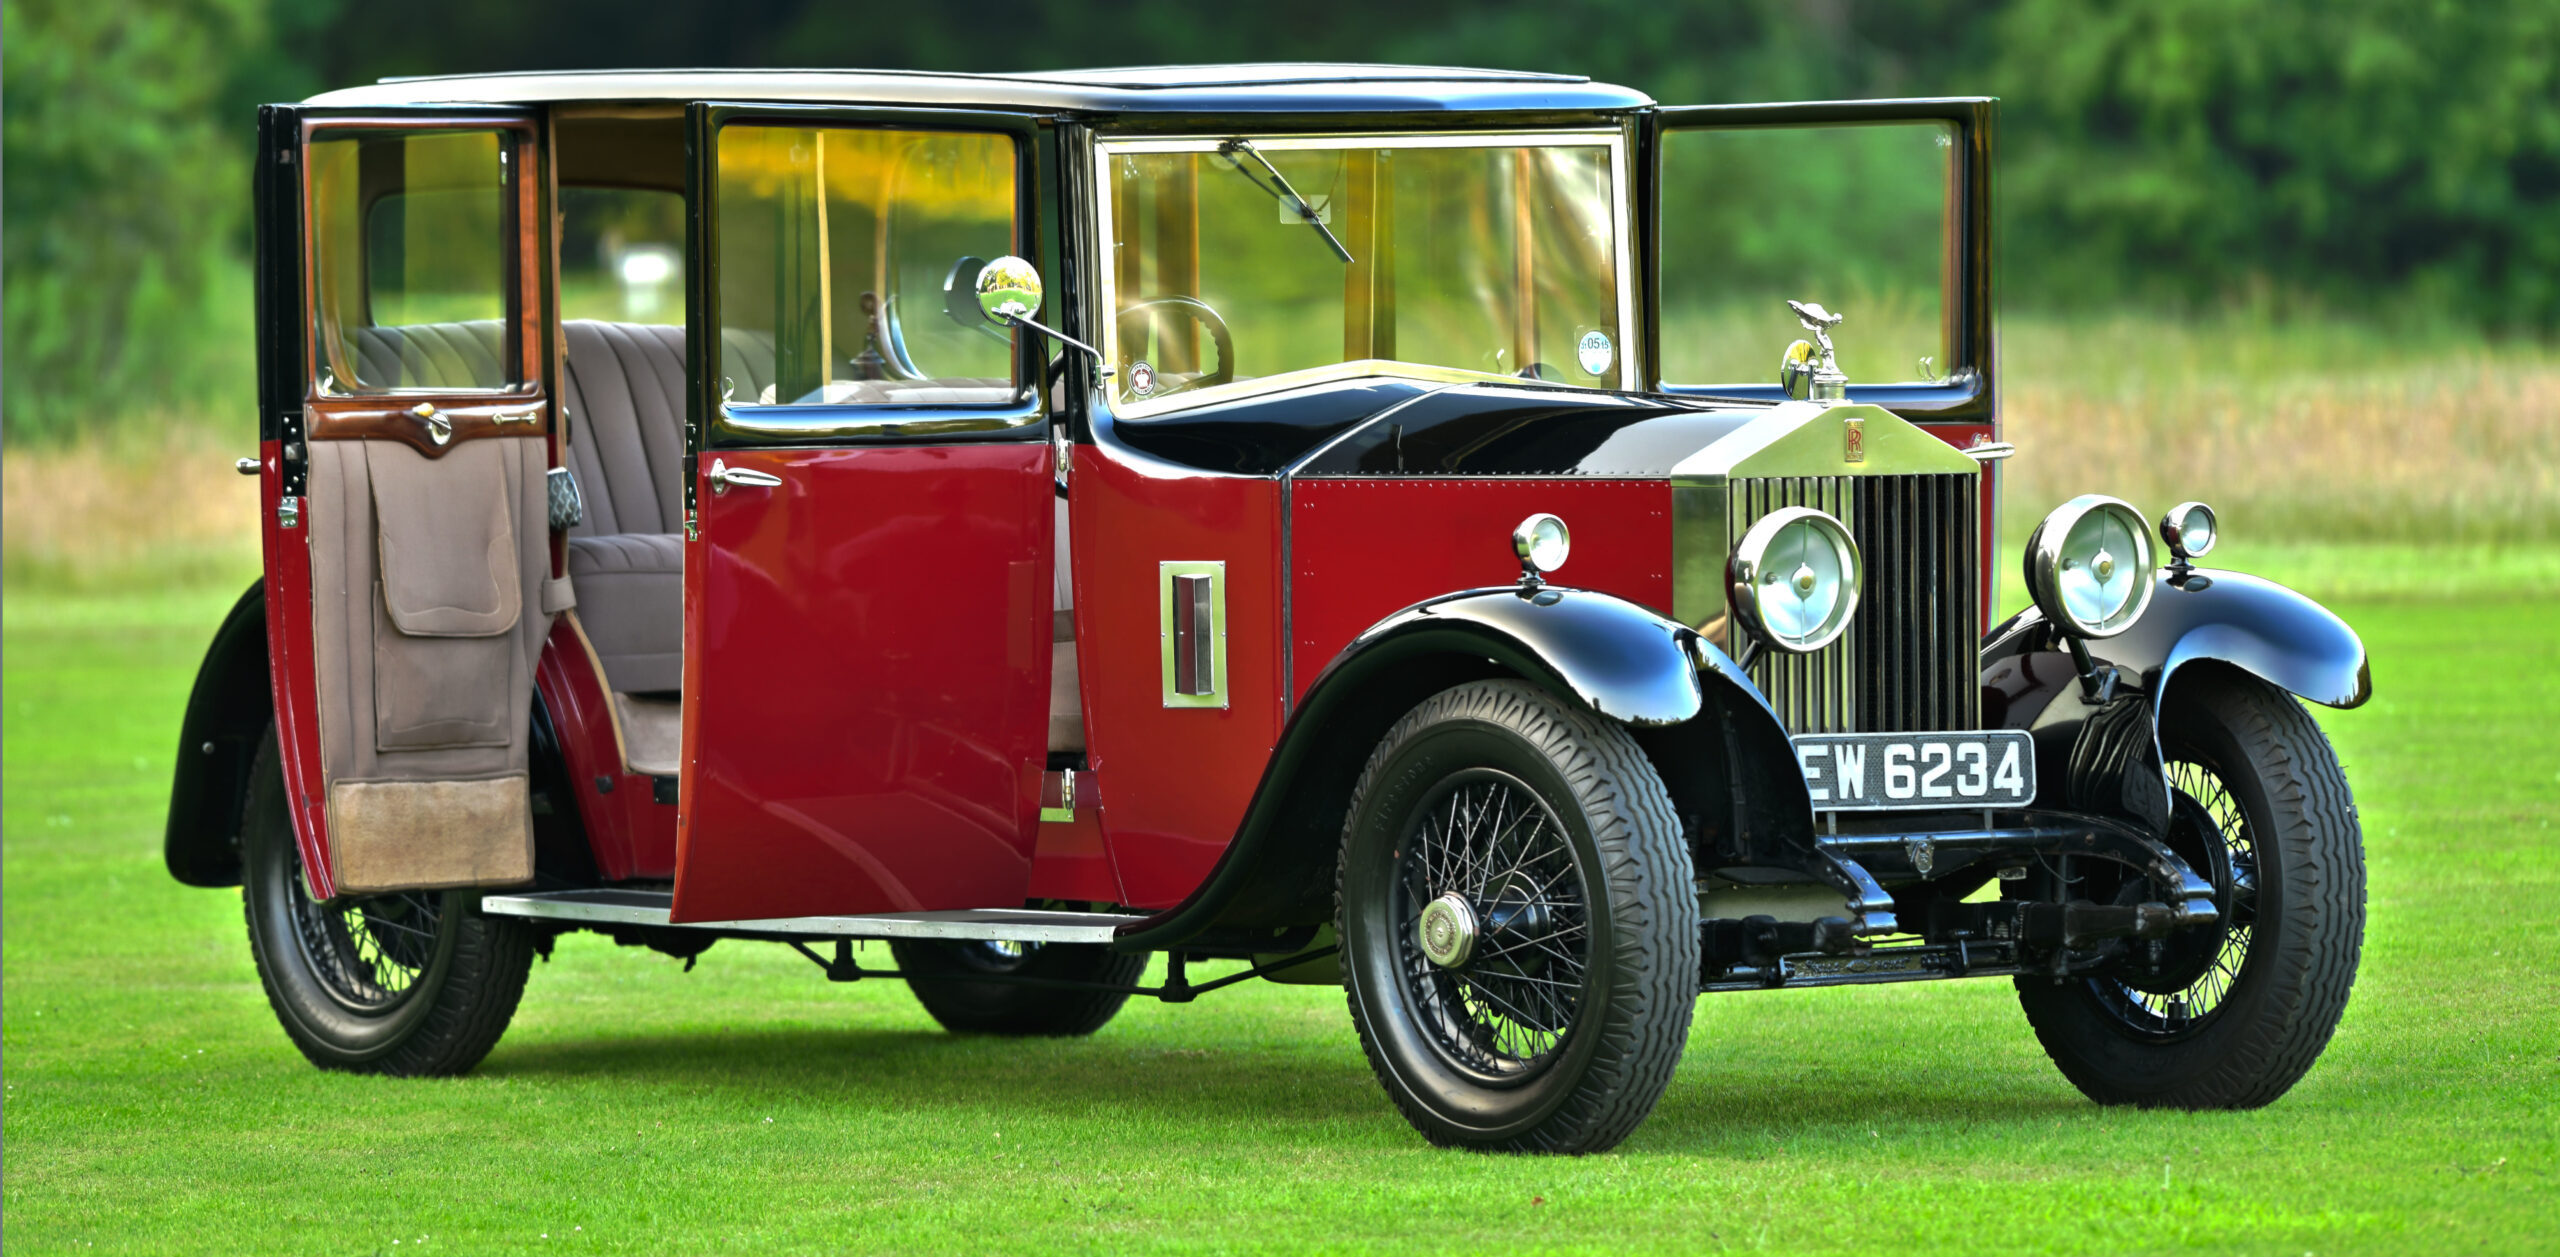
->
{"left": 1577, "top": 330, "right": 1614, "bottom": 378}
{"left": 1129, "top": 361, "right": 1156, "bottom": 396}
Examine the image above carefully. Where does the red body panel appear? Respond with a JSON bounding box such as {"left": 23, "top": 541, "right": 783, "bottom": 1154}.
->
{"left": 257, "top": 439, "right": 336, "bottom": 900}
{"left": 1026, "top": 771, "right": 1120, "bottom": 902}
{"left": 1287, "top": 478, "right": 1675, "bottom": 704}
{"left": 671, "top": 444, "right": 1054, "bottom": 923}
{"left": 536, "top": 619, "right": 678, "bottom": 881}
{"left": 1069, "top": 447, "right": 1285, "bottom": 909}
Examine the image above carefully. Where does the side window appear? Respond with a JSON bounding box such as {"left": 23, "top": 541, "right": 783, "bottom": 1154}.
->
{"left": 308, "top": 128, "right": 521, "bottom": 393}
{"left": 715, "top": 125, "right": 1019, "bottom": 408}
{"left": 1657, "top": 122, "right": 1953, "bottom": 389}
{"left": 560, "top": 187, "right": 685, "bottom": 323}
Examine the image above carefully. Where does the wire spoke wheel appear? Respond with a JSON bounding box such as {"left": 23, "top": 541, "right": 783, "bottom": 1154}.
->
{"left": 280, "top": 837, "right": 453, "bottom": 1013}
{"left": 2096, "top": 759, "right": 2261, "bottom": 1037}
{"left": 1396, "top": 771, "right": 1593, "bottom": 1078}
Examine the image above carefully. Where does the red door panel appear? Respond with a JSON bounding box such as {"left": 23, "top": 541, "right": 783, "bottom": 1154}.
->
{"left": 1069, "top": 447, "right": 1285, "bottom": 909}
{"left": 671, "top": 444, "right": 1053, "bottom": 923}
{"left": 1288, "top": 478, "right": 1675, "bottom": 705}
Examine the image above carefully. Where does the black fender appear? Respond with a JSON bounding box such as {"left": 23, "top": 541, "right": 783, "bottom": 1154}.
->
{"left": 1983, "top": 568, "right": 2372, "bottom": 835}
{"left": 1111, "top": 584, "right": 1811, "bottom": 951}
{"left": 166, "top": 582, "right": 272, "bottom": 887}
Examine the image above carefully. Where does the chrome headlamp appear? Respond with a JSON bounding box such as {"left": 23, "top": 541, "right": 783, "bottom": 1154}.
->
{"left": 2159, "top": 500, "right": 2218, "bottom": 562}
{"left": 2024, "top": 495, "right": 2156, "bottom": 638}
{"left": 1512, "top": 513, "right": 1571, "bottom": 578}
{"left": 1729, "top": 507, "right": 1862, "bottom": 654}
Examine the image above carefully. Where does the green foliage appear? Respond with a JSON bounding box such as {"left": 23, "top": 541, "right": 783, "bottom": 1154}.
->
{"left": 1, "top": 0, "right": 270, "bottom": 440}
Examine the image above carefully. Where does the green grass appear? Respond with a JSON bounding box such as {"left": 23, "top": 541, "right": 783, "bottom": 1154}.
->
{"left": 5, "top": 576, "right": 2555, "bottom": 1255}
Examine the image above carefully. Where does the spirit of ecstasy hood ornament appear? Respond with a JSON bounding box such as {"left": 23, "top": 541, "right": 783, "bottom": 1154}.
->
{"left": 1778, "top": 300, "right": 1849, "bottom": 403}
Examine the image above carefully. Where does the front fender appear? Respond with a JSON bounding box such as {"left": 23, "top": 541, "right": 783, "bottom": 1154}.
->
{"left": 1984, "top": 568, "right": 2372, "bottom": 835}
{"left": 1110, "top": 584, "right": 1799, "bottom": 951}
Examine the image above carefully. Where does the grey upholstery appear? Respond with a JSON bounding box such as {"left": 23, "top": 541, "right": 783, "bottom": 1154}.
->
{"left": 565, "top": 531, "right": 685, "bottom": 694}
{"left": 350, "top": 320, "right": 508, "bottom": 391}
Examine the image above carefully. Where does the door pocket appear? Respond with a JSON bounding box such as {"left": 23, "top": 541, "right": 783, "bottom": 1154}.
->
{"left": 367, "top": 440, "right": 523, "bottom": 751}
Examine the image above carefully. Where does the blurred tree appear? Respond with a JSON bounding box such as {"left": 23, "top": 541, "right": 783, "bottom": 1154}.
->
{"left": 3, "top": 0, "right": 273, "bottom": 439}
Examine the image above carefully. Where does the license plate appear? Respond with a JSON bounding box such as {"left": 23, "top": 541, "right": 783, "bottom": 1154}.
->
{"left": 1790, "top": 730, "right": 2035, "bottom": 811}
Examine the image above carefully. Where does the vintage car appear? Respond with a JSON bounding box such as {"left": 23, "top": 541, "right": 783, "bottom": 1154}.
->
{"left": 165, "top": 64, "right": 2371, "bottom": 1153}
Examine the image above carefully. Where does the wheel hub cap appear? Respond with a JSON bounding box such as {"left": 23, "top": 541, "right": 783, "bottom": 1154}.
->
{"left": 1417, "top": 893, "right": 1478, "bottom": 969}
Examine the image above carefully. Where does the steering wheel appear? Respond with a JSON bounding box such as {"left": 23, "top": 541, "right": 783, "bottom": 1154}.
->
{"left": 1115, "top": 296, "right": 1234, "bottom": 397}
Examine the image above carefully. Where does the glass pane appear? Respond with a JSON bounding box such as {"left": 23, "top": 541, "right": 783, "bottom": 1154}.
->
{"left": 1105, "top": 139, "right": 1621, "bottom": 410}
{"left": 308, "top": 128, "right": 517, "bottom": 393}
{"left": 560, "top": 187, "right": 685, "bottom": 323}
{"left": 1657, "top": 122, "right": 1953, "bottom": 388}
{"left": 716, "top": 126, "right": 1018, "bottom": 407}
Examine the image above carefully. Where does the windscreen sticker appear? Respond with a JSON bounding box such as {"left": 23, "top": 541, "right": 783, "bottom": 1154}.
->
{"left": 1577, "top": 330, "right": 1615, "bottom": 377}
{"left": 1129, "top": 361, "right": 1156, "bottom": 396}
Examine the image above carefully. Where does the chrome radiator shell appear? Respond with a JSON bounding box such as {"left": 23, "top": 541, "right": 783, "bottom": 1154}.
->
{"left": 1670, "top": 403, "right": 1986, "bottom": 735}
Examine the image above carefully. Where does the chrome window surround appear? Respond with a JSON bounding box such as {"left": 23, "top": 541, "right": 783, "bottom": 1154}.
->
{"left": 1090, "top": 130, "right": 1640, "bottom": 420}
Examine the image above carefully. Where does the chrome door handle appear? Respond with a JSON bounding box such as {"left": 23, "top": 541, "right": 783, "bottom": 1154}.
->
{"left": 1963, "top": 440, "right": 2017, "bottom": 464}
{"left": 235, "top": 457, "right": 262, "bottom": 476}
{"left": 707, "top": 458, "right": 783, "bottom": 496}
{"left": 492, "top": 409, "right": 540, "bottom": 426}
{"left": 409, "top": 401, "right": 453, "bottom": 446}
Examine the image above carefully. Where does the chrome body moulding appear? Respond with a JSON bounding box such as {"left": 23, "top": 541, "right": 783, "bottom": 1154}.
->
{"left": 482, "top": 888, "right": 1147, "bottom": 944}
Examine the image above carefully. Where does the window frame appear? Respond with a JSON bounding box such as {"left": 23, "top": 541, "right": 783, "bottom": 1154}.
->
{"left": 688, "top": 102, "right": 1047, "bottom": 450}
{"left": 1090, "top": 128, "right": 1640, "bottom": 421}
{"left": 301, "top": 113, "right": 541, "bottom": 401}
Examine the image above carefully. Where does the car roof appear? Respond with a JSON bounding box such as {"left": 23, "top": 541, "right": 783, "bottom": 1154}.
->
{"left": 303, "top": 63, "right": 1655, "bottom": 115}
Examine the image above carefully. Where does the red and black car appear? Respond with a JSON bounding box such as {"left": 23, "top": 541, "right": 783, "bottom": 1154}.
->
{"left": 166, "top": 64, "right": 2372, "bottom": 1153}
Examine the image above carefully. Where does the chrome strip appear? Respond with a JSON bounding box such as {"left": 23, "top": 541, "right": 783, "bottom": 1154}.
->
{"left": 479, "top": 890, "right": 1145, "bottom": 944}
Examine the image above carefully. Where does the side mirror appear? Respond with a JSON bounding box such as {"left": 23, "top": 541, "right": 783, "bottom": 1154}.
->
{"left": 975, "top": 256, "right": 1044, "bottom": 323}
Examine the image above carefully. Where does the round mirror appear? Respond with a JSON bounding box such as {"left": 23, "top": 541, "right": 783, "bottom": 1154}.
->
{"left": 974, "top": 256, "right": 1043, "bottom": 323}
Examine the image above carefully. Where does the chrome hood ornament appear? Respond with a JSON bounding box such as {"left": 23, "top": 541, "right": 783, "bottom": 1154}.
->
{"left": 1778, "top": 300, "right": 1849, "bottom": 404}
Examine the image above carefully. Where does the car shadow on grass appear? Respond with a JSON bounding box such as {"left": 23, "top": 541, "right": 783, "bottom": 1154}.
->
{"left": 475, "top": 1020, "right": 2090, "bottom": 1149}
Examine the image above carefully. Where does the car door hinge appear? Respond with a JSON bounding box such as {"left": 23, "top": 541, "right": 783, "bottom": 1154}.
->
{"left": 277, "top": 496, "right": 301, "bottom": 529}
{"left": 684, "top": 508, "right": 698, "bottom": 541}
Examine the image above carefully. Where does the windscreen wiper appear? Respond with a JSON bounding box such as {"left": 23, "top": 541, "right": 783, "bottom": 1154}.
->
{"left": 1214, "top": 139, "right": 1354, "bottom": 264}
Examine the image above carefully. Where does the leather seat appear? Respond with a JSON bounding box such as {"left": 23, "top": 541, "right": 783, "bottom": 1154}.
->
{"left": 349, "top": 320, "right": 507, "bottom": 391}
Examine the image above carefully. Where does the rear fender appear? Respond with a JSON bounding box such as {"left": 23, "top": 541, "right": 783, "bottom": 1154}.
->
{"left": 1983, "top": 568, "right": 2372, "bottom": 835}
{"left": 1111, "top": 585, "right": 1812, "bottom": 951}
{"left": 166, "top": 583, "right": 272, "bottom": 887}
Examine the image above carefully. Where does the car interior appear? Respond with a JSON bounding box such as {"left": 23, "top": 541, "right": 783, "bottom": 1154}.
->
{"left": 549, "top": 109, "right": 1082, "bottom": 777}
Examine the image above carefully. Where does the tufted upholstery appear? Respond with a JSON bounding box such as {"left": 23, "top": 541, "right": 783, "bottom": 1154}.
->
{"left": 349, "top": 320, "right": 509, "bottom": 391}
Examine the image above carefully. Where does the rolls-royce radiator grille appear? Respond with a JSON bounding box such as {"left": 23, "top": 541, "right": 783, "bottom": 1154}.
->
{"left": 1728, "top": 473, "right": 1982, "bottom": 734}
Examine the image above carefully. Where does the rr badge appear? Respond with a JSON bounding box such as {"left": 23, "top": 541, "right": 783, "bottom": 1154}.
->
{"left": 1843, "top": 416, "right": 1866, "bottom": 464}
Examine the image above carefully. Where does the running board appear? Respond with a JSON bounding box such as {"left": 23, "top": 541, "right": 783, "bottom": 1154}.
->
{"left": 478, "top": 889, "right": 1146, "bottom": 945}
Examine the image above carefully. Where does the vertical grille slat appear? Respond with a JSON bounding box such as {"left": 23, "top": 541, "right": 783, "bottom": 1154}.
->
{"left": 1731, "top": 470, "right": 1981, "bottom": 734}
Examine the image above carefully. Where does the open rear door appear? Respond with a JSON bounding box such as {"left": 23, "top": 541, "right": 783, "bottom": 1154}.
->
{"left": 668, "top": 103, "right": 1055, "bottom": 923}
{"left": 1646, "top": 98, "right": 1999, "bottom": 610}
{"left": 256, "top": 104, "right": 562, "bottom": 899}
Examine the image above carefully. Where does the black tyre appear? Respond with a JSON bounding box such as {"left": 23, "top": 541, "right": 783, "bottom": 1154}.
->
{"left": 241, "top": 730, "right": 535, "bottom": 1075}
{"left": 891, "top": 939, "right": 1147, "bottom": 1036}
{"left": 1337, "top": 680, "right": 1697, "bottom": 1153}
{"left": 2018, "top": 670, "right": 2365, "bottom": 1107}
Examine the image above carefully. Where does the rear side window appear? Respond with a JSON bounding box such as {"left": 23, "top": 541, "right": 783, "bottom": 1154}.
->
{"left": 1656, "top": 122, "right": 1953, "bottom": 389}
{"left": 714, "top": 126, "right": 1019, "bottom": 408}
{"left": 307, "top": 128, "right": 522, "bottom": 393}
{"left": 560, "top": 187, "right": 685, "bottom": 323}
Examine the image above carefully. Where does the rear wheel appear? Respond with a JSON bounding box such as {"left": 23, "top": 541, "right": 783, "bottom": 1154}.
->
{"left": 2017, "top": 671, "right": 2365, "bottom": 1107}
{"left": 891, "top": 939, "right": 1147, "bottom": 1036}
{"left": 1338, "top": 680, "right": 1697, "bottom": 1153}
{"left": 241, "top": 730, "right": 534, "bottom": 1075}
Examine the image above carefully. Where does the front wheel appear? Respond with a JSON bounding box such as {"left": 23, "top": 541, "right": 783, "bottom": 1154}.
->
{"left": 2017, "top": 670, "right": 2366, "bottom": 1107}
{"left": 1338, "top": 680, "right": 1698, "bottom": 1153}
{"left": 241, "top": 730, "right": 534, "bottom": 1075}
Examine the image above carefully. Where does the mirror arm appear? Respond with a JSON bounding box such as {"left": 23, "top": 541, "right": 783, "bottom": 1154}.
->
{"left": 999, "top": 312, "right": 1101, "bottom": 361}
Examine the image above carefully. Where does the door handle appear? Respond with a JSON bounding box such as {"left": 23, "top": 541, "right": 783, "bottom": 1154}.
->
{"left": 409, "top": 401, "right": 453, "bottom": 446}
{"left": 707, "top": 458, "right": 784, "bottom": 496}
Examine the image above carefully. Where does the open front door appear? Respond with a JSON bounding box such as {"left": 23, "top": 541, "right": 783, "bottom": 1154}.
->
{"left": 668, "top": 103, "right": 1054, "bottom": 924}
{"left": 257, "top": 104, "right": 561, "bottom": 899}
{"left": 1646, "top": 98, "right": 1999, "bottom": 610}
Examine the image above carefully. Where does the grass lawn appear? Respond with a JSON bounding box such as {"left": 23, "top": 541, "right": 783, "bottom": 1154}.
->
{"left": 3, "top": 573, "right": 2554, "bottom": 1254}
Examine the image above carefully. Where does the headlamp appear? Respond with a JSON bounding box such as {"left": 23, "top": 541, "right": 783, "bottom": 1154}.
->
{"left": 1513, "top": 513, "right": 1571, "bottom": 577}
{"left": 2160, "top": 500, "right": 2218, "bottom": 561}
{"left": 1729, "top": 507, "right": 1862, "bottom": 654}
{"left": 2024, "top": 495, "right": 2156, "bottom": 638}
